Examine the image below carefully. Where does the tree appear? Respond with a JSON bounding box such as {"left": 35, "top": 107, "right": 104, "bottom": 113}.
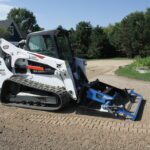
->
{"left": 106, "top": 12, "right": 145, "bottom": 58}
{"left": 7, "top": 8, "right": 42, "bottom": 35}
{"left": 105, "top": 23, "right": 122, "bottom": 51}
{"left": 120, "top": 12, "right": 145, "bottom": 57}
{"left": 142, "top": 8, "right": 150, "bottom": 56}
{"left": 69, "top": 28, "right": 77, "bottom": 49}
{"left": 89, "top": 26, "right": 115, "bottom": 58}
{"left": 75, "top": 21, "right": 92, "bottom": 56}
{"left": 0, "top": 27, "right": 10, "bottom": 38}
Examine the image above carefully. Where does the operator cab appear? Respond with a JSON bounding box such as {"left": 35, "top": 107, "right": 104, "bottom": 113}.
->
{"left": 26, "top": 29, "right": 74, "bottom": 65}
{"left": 26, "top": 29, "right": 88, "bottom": 86}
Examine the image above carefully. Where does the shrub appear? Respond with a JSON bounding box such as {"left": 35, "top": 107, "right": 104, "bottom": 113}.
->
{"left": 134, "top": 57, "right": 150, "bottom": 68}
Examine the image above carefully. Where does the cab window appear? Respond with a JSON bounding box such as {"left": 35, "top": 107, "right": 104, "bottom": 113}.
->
{"left": 28, "top": 35, "right": 58, "bottom": 58}
{"left": 57, "top": 34, "right": 73, "bottom": 64}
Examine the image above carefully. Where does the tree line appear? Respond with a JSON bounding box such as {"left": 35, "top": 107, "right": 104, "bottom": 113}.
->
{"left": 70, "top": 8, "right": 150, "bottom": 58}
{"left": 0, "top": 8, "right": 150, "bottom": 58}
{"left": 69, "top": 22, "right": 116, "bottom": 58}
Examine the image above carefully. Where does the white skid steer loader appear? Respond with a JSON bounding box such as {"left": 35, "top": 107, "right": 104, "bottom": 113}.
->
{"left": 0, "top": 29, "right": 143, "bottom": 120}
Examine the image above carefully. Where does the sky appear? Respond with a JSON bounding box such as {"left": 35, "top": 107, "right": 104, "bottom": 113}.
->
{"left": 0, "top": 0, "right": 150, "bottom": 29}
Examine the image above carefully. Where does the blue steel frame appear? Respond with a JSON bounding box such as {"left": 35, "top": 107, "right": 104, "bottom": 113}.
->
{"left": 86, "top": 88, "right": 143, "bottom": 121}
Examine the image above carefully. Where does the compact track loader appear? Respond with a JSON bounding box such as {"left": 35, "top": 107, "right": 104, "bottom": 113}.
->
{"left": 0, "top": 29, "right": 143, "bottom": 120}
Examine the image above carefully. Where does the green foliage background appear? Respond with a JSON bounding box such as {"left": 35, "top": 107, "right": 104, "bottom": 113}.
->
{"left": 105, "top": 9, "right": 150, "bottom": 58}
{"left": 0, "top": 28, "right": 10, "bottom": 38}
{"left": 7, "top": 8, "right": 42, "bottom": 35}
{"left": 1, "top": 7, "right": 150, "bottom": 59}
{"left": 70, "top": 9, "right": 150, "bottom": 59}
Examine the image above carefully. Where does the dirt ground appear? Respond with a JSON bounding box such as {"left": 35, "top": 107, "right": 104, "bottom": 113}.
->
{"left": 0, "top": 59, "right": 150, "bottom": 150}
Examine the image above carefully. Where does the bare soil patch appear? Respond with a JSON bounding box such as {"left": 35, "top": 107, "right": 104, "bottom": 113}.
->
{"left": 0, "top": 59, "right": 150, "bottom": 150}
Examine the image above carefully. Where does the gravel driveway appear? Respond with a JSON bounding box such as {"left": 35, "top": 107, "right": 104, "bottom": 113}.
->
{"left": 0, "top": 59, "right": 150, "bottom": 150}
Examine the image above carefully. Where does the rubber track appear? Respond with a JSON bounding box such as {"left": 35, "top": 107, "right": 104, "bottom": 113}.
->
{"left": 1, "top": 75, "right": 70, "bottom": 110}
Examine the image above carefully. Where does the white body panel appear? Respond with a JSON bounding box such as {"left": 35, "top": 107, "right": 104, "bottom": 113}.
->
{"left": 0, "top": 39, "right": 77, "bottom": 100}
{"left": 0, "top": 58, "right": 13, "bottom": 88}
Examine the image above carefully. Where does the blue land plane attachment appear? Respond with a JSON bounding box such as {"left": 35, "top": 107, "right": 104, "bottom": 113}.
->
{"left": 78, "top": 80, "right": 143, "bottom": 121}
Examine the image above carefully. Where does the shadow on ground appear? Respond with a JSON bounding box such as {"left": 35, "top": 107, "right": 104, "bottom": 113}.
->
{"left": 0, "top": 95, "right": 146, "bottom": 122}
{"left": 56, "top": 99, "right": 146, "bottom": 121}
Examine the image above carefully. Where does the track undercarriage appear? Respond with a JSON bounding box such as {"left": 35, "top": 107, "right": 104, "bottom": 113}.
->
{"left": 1, "top": 76, "right": 70, "bottom": 111}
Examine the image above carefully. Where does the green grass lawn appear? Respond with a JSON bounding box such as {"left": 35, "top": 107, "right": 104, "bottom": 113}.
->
{"left": 115, "top": 58, "right": 150, "bottom": 82}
